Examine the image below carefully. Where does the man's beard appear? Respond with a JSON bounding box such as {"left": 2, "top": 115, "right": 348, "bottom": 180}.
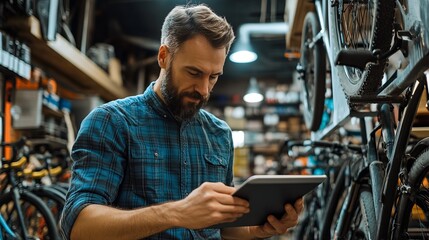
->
{"left": 160, "top": 67, "right": 209, "bottom": 120}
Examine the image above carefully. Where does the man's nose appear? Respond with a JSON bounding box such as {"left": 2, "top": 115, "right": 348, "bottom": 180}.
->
{"left": 194, "top": 77, "right": 210, "bottom": 98}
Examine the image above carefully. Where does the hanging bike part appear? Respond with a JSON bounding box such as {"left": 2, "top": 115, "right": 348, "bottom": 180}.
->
{"left": 298, "top": 11, "right": 326, "bottom": 131}
{"left": 330, "top": 0, "right": 395, "bottom": 97}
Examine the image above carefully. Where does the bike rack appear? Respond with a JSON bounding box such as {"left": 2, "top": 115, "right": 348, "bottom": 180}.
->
{"left": 311, "top": 0, "right": 429, "bottom": 141}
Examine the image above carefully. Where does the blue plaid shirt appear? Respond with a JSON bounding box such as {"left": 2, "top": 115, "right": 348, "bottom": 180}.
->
{"left": 60, "top": 82, "right": 234, "bottom": 239}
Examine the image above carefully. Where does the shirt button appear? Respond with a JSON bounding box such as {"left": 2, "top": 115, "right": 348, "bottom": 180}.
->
{"left": 163, "top": 114, "right": 167, "bottom": 118}
{"left": 154, "top": 152, "right": 158, "bottom": 158}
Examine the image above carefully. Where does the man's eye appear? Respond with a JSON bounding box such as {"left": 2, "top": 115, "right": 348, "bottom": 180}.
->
{"left": 189, "top": 71, "right": 199, "bottom": 76}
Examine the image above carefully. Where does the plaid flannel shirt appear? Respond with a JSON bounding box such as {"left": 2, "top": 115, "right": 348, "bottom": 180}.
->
{"left": 60, "top": 82, "right": 234, "bottom": 239}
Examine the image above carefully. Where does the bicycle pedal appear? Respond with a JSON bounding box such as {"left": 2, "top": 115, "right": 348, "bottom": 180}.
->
{"left": 397, "top": 30, "right": 415, "bottom": 41}
{"left": 335, "top": 49, "right": 378, "bottom": 70}
{"left": 349, "top": 95, "right": 405, "bottom": 104}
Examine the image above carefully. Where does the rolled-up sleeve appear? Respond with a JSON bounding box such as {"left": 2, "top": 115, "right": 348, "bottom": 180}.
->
{"left": 59, "top": 106, "right": 128, "bottom": 239}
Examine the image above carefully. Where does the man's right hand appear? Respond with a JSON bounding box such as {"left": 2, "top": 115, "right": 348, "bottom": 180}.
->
{"left": 171, "top": 182, "right": 250, "bottom": 229}
{"left": 70, "top": 182, "right": 248, "bottom": 239}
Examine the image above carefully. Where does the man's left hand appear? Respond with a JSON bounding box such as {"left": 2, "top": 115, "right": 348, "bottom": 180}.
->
{"left": 249, "top": 198, "right": 304, "bottom": 238}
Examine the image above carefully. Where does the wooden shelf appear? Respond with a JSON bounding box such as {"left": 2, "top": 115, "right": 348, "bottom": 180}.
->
{"left": 7, "top": 16, "right": 131, "bottom": 101}
{"left": 285, "top": 0, "right": 314, "bottom": 50}
{"left": 411, "top": 127, "right": 429, "bottom": 138}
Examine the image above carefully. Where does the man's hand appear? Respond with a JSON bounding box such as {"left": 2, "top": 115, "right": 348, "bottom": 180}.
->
{"left": 249, "top": 198, "right": 304, "bottom": 238}
{"left": 171, "top": 182, "right": 250, "bottom": 229}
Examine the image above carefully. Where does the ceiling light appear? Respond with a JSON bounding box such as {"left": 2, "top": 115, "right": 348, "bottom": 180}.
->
{"left": 229, "top": 42, "right": 258, "bottom": 63}
{"left": 230, "top": 50, "right": 258, "bottom": 63}
{"left": 243, "top": 77, "right": 264, "bottom": 103}
{"left": 230, "top": 22, "right": 289, "bottom": 64}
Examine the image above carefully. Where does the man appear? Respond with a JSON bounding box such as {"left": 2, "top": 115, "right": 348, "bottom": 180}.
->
{"left": 60, "top": 4, "right": 303, "bottom": 239}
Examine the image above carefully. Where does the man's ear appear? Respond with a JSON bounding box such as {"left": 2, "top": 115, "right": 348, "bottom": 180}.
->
{"left": 158, "top": 45, "right": 169, "bottom": 68}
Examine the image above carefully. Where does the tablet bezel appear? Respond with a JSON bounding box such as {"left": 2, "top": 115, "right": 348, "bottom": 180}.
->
{"left": 237, "top": 174, "right": 327, "bottom": 185}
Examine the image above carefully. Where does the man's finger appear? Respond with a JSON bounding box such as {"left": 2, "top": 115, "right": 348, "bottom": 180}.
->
{"left": 294, "top": 198, "right": 304, "bottom": 213}
{"left": 266, "top": 215, "right": 288, "bottom": 234}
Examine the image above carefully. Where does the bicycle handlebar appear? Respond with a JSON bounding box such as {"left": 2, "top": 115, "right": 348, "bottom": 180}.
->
{"left": 287, "top": 139, "right": 362, "bottom": 154}
{"left": 0, "top": 138, "right": 27, "bottom": 148}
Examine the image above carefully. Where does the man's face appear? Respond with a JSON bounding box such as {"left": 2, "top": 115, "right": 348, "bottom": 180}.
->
{"left": 160, "top": 35, "right": 226, "bottom": 120}
{"left": 161, "top": 65, "right": 207, "bottom": 120}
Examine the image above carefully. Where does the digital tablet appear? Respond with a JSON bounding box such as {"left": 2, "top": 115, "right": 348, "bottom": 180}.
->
{"left": 212, "top": 174, "right": 327, "bottom": 228}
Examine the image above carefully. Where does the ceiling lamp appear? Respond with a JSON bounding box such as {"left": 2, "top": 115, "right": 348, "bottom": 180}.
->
{"left": 229, "top": 41, "right": 258, "bottom": 63}
{"left": 243, "top": 77, "right": 264, "bottom": 103}
{"left": 229, "top": 22, "right": 289, "bottom": 64}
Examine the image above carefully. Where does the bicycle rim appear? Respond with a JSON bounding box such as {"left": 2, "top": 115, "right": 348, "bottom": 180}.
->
{"left": 0, "top": 190, "right": 60, "bottom": 240}
{"left": 330, "top": 0, "right": 394, "bottom": 96}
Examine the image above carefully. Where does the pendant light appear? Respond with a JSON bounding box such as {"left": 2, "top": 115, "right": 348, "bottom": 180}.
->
{"left": 243, "top": 77, "right": 264, "bottom": 103}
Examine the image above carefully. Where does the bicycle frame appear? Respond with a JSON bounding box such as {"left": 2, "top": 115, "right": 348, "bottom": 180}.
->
{"left": 0, "top": 214, "right": 16, "bottom": 240}
{"left": 379, "top": 75, "right": 427, "bottom": 239}
{"left": 0, "top": 142, "right": 31, "bottom": 238}
{"left": 333, "top": 74, "right": 427, "bottom": 239}
{"left": 309, "top": 0, "right": 366, "bottom": 139}
{"left": 313, "top": 0, "right": 331, "bottom": 63}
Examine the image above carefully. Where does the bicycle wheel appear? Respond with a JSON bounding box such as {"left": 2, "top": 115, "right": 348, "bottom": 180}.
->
{"left": 335, "top": 186, "right": 376, "bottom": 240}
{"left": 300, "top": 11, "right": 326, "bottom": 131}
{"left": 0, "top": 190, "right": 60, "bottom": 240}
{"left": 394, "top": 148, "right": 429, "bottom": 239}
{"left": 329, "top": 0, "right": 394, "bottom": 97}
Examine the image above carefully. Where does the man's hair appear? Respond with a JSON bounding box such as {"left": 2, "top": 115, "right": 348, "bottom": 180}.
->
{"left": 161, "top": 4, "right": 235, "bottom": 56}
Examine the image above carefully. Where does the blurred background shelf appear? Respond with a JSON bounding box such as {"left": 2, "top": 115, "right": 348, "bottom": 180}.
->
{"left": 7, "top": 16, "right": 131, "bottom": 101}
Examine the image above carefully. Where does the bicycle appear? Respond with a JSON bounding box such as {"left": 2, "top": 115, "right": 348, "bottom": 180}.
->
{"left": 283, "top": 140, "right": 362, "bottom": 240}
{"left": 0, "top": 138, "right": 60, "bottom": 239}
{"left": 297, "top": 0, "right": 429, "bottom": 239}
{"left": 22, "top": 163, "right": 67, "bottom": 223}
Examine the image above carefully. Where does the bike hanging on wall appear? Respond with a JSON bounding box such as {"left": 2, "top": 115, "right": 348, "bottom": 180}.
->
{"left": 296, "top": 0, "right": 429, "bottom": 239}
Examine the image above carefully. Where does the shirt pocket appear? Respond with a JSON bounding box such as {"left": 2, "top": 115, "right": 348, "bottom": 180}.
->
{"left": 203, "top": 154, "right": 228, "bottom": 183}
{"left": 129, "top": 149, "right": 164, "bottom": 201}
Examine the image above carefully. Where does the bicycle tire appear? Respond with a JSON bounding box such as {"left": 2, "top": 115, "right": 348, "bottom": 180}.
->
{"left": 319, "top": 160, "right": 348, "bottom": 240}
{"left": 300, "top": 11, "right": 326, "bottom": 131}
{"left": 329, "top": 0, "right": 395, "bottom": 97}
{"left": 50, "top": 183, "right": 69, "bottom": 196}
{"left": 0, "top": 190, "right": 61, "bottom": 240}
{"left": 28, "top": 185, "right": 66, "bottom": 222}
{"left": 394, "top": 148, "right": 429, "bottom": 239}
{"left": 335, "top": 186, "right": 376, "bottom": 240}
